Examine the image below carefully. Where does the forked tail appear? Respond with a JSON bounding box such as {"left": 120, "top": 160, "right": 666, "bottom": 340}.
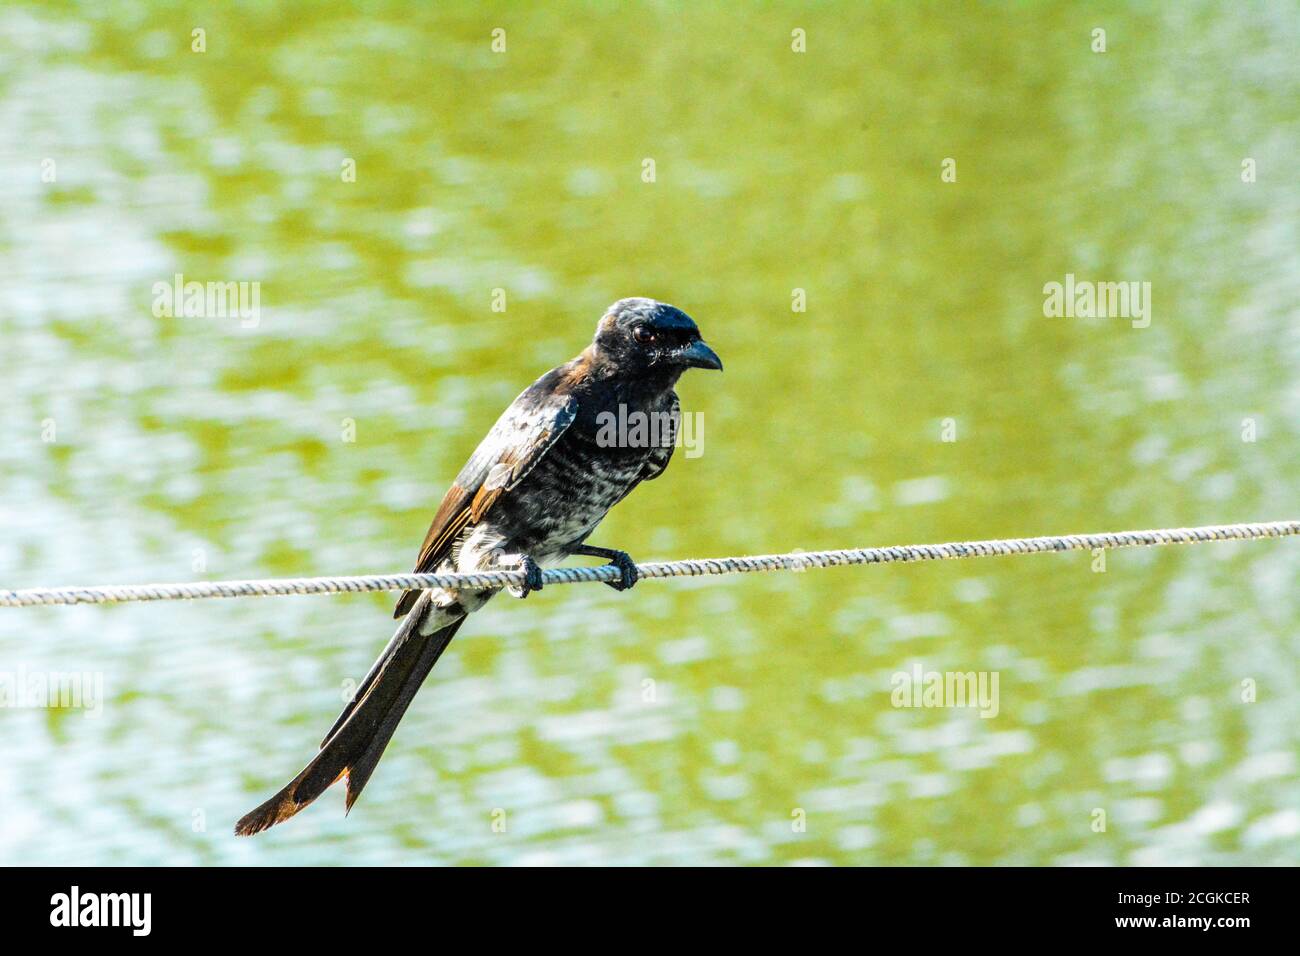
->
{"left": 235, "top": 593, "right": 464, "bottom": 836}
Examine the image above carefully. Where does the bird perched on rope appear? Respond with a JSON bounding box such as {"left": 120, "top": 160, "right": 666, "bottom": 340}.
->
{"left": 235, "top": 297, "right": 722, "bottom": 835}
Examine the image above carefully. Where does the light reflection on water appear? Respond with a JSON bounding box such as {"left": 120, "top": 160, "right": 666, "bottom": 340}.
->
{"left": 0, "top": 3, "right": 1297, "bottom": 865}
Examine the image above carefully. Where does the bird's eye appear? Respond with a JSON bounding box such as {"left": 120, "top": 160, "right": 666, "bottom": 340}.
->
{"left": 633, "top": 326, "right": 655, "bottom": 345}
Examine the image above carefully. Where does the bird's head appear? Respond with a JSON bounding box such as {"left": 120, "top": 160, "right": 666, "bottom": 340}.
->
{"left": 591, "top": 297, "right": 722, "bottom": 380}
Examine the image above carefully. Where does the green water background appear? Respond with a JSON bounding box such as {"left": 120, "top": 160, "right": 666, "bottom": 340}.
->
{"left": 0, "top": 1, "right": 1297, "bottom": 864}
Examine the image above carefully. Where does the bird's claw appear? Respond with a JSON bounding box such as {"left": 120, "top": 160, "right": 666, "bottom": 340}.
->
{"left": 603, "top": 550, "right": 639, "bottom": 592}
{"left": 508, "top": 555, "right": 544, "bottom": 599}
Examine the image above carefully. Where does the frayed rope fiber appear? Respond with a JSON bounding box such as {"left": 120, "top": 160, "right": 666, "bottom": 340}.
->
{"left": 2, "top": 521, "right": 1297, "bottom": 608}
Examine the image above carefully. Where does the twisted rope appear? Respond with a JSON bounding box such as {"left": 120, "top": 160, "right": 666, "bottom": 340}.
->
{"left": 1, "top": 521, "right": 1296, "bottom": 608}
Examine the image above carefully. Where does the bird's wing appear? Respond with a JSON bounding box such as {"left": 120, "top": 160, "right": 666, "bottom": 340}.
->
{"left": 393, "top": 382, "right": 579, "bottom": 617}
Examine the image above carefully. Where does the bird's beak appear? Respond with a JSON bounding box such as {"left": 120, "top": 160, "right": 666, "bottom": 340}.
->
{"left": 678, "top": 339, "right": 723, "bottom": 371}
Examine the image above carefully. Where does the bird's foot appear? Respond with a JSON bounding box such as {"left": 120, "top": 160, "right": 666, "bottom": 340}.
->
{"left": 570, "top": 545, "right": 639, "bottom": 592}
{"left": 507, "top": 554, "right": 544, "bottom": 599}
{"left": 573, "top": 546, "right": 638, "bottom": 591}
{"left": 604, "top": 550, "right": 639, "bottom": 592}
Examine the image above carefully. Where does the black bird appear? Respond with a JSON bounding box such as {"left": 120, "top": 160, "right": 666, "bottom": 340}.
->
{"left": 235, "top": 297, "right": 721, "bottom": 835}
